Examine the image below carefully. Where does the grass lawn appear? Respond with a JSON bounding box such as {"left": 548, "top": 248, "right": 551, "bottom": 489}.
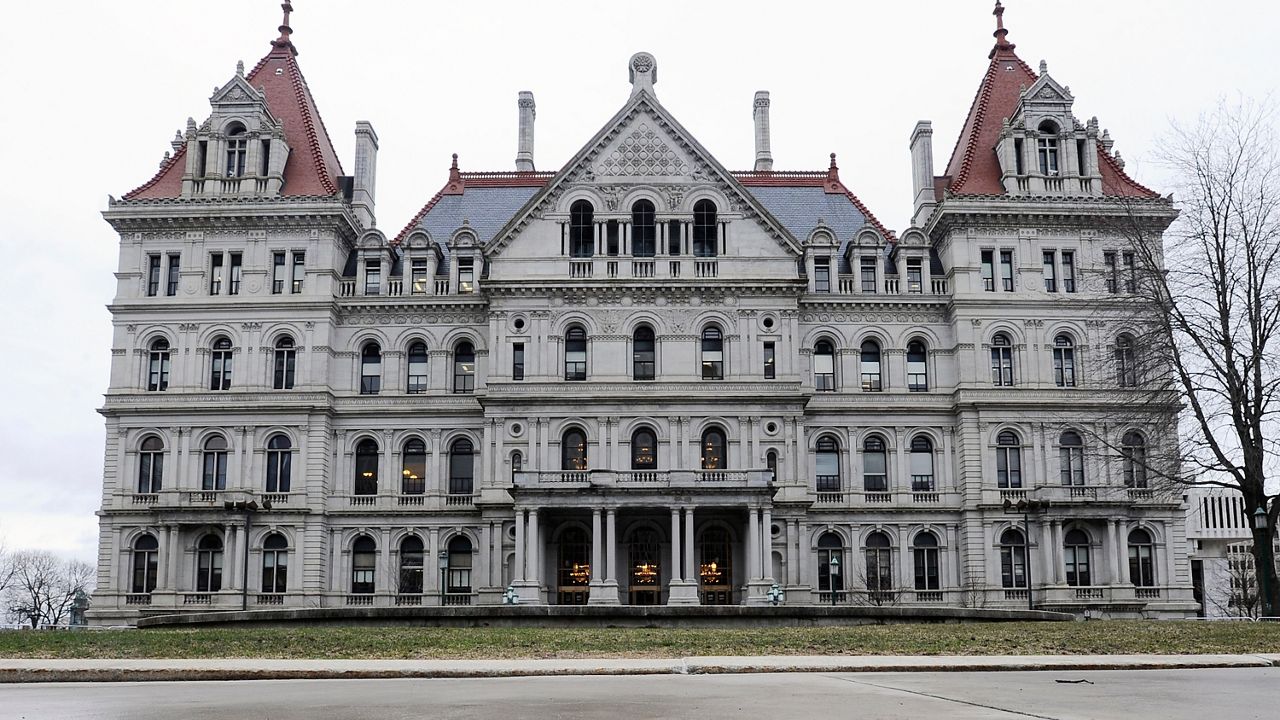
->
{"left": 1, "top": 622, "right": 1278, "bottom": 660}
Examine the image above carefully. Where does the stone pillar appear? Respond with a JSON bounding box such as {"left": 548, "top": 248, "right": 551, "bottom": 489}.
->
{"left": 670, "top": 508, "right": 682, "bottom": 582}
{"left": 588, "top": 508, "right": 617, "bottom": 604}
{"left": 1104, "top": 519, "right": 1119, "bottom": 585}
{"left": 761, "top": 507, "right": 773, "bottom": 581}
{"left": 684, "top": 509, "right": 696, "bottom": 579}
{"left": 528, "top": 509, "right": 540, "bottom": 587}
{"left": 604, "top": 508, "right": 619, "bottom": 600}
{"left": 159, "top": 525, "right": 172, "bottom": 589}
{"left": 1114, "top": 519, "right": 1130, "bottom": 585}
{"left": 513, "top": 509, "right": 526, "bottom": 583}
{"left": 223, "top": 523, "right": 238, "bottom": 592}
{"left": 747, "top": 507, "right": 760, "bottom": 582}
{"left": 667, "top": 507, "right": 700, "bottom": 605}
{"left": 1041, "top": 520, "right": 1056, "bottom": 587}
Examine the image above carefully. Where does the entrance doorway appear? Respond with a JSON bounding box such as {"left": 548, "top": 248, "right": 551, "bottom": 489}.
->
{"left": 627, "top": 528, "right": 661, "bottom": 605}
{"left": 556, "top": 526, "right": 591, "bottom": 605}
{"left": 699, "top": 527, "right": 733, "bottom": 604}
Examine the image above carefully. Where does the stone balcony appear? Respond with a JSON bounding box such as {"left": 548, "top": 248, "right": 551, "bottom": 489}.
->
{"left": 810, "top": 489, "right": 960, "bottom": 509}
{"left": 511, "top": 469, "right": 774, "bottom": 509}
{"left": 982, "top": 485, "right": 1175, "bottom": 507}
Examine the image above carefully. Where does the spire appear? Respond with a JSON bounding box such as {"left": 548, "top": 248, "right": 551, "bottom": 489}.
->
{"left": 444, "top": 153, "right": 465, "bottom": 195}
{"left": 991, "top": 0, "right": 1015, "bottom": 57}
{"left": 272, "top": 2, "right": 297, "bottom": 55}
{"left": 824, "top": 153, "right": 842, "bottom": 193}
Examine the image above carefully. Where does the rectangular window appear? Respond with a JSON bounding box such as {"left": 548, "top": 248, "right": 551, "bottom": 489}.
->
{"left": 411, "top": 258, "right": 429, "bottom": 294}
{"left": 1123, "top": 251, "right": 1136, "bottom": 293}
{"left": 1043, "top": 251, "right": 1057, "bottom": 292}
{"left": 272, "top": 252, "right": 286, "bottom": 294}
{"left": 209, "top": 253, "right": 224, "bottom": 295}
{"left": 364, "top": 259, "right": 381, "bottom": 296}
{"left": 999, "top": 250, "right": 1014, "bottom": 291}
{"left": 457, "top": 257, "right": 475, "bottom": 293}
{"left": 606, "top": 220, "right": 619, "bottom": 256}
{"left": 813, "top": 257, "right": 831, "bottom": 293}
{"left": 146, "top": 254, "right": 161, "bottom": 296}
{"left": 1104, "top": 251, "right": 1118, "bottom": 293}
{"left": 165, "top": 253, "right": 180, "bottom": 296}
{"left": 228, "top": 253, "right": 242, "bottom": 295}
{"left": 1013, "top": 137, "right": 1025, "bottom": 175}
{"left": 667, "top": 220, "right": 681, "bottom": 256}
{"left": 980, "top": 250, "right": 995, "bottom": 291}
{"left": 291, "top": 252, "right": 305, "bottom": 293}
{"left": 763, "top": 342, "right": 776, "bottom": 379}
{"left": 512, "top": 342, "right": 525, "bottom": 381}
{"left": 860, "top": 256, "right": 877, "bottom": 293}
{"left": 260, "top": 139, "right": 271, "bottom": 176}
{"left": 906, "top": 257, "right": 923, "bottom": 293}
{"left": 1061, "top": 251, "right": 1076, "bottom": 292}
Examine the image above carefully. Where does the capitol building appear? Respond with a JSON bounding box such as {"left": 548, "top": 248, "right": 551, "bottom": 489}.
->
{"left": 90, "top": 2, "right": 1198, "bottom": 624}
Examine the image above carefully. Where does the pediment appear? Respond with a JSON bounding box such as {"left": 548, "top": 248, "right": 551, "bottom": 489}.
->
{"left": 211, "top": 74, "right": 266, "bottom": 107}
{"left": 1019, "top": 74, "right": 1073, "bottom": 110}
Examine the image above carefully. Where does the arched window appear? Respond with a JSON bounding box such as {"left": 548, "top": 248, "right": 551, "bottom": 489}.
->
{"left": 860, "top": 340, "right": 882, "bottom": 391}
{"left": 631, "top": 200, "right": 656, "bottom": 257}
{"left": 815, "top": 435, "right": 840, "bottom": 492}
{"left": 448, "top": 438, "right": 474, "bottom": 496}
{"left": 1115, "top": 335, "right": 1138, "bottom": 387}
{"left": 562, "top": 429, "right": 588, "bottom": 471}
{"left": 701, "top": 326, "right": 724, "bottom": 380}
{"left": 700, "top": 427, "right": 727, "bottom": 471}
{"left": 209, "top": 336, "right": 233, "bottom": 391}
{"left": 863, "top": 435, "right": 888, "bottom": 491}
{"left": 147, "top": 338, "right": 171, "bottom": 391}
{"left": 564, "top": 326, "right": 587, "bottom": 381}
{"left": 453, "top": 341, "right": 476, "bottom": 393}
{"left": 195, "top": 534, "right": 223, "bottom": 593}
{"left": 137, "top": 436, "right": 164, "bottom": 494}
{"left": 446, "top": 535, "right": 474, "bottom": 596}
{"left": 1122, "top": 431, "right": 1148, "bottom": 488}
{"left": 1128, "top": 528, "right": 1156, "bottom": 587}
{"left": 131, "top": 534, "right": 159, "bottom": 594}
{"left": 632, "top": 326, "right": 655, "bottom": 380}
{"left": 814, "top": 340, "right": 836, "bottom": 391}
{"left": 354, "top": 438, "right": 379, "bottom": 495}
{"left": 692, "top": 199, "right": 718, "bottom": 257}
{"left": 1064, "top": 528, "right": 1091, "bottom": 586}
{"left": 265, "top": 434, "right": 292, "bottom": 493}
{"left": 569, "top": 200, "right": 594, "bottom": 258}
{"left": 906, "top": 340, "right": 928, "bottom": 392}
{"left": 1059, "top": 431, "right": 1084, "bottom": 486}
{"left": 261, "top": 533, "right": 288, "bottom": 594}
{"left": 631, "top": 427, "right": 657, "bottom": 470}
{"left": 864, "top": 532, "right": 893, "bottom": 592}
{"left": 910, "top": 436, "right": 935, "bottom": 491}
{"left": 511, "top": 451, "right": 523, "bottom": 481}
{"left": 557, "top": 526, "right": 592, "bottom": 604}
{"left": 398, "top": 536, "right": 424, "bottom": 595}
{"left": 766, "top": 450, "right": 778, "bottom": 482}
{"left": 996, "top": 431, "right": 1022, "bottom": 489}
{"left": 1037, "top": 120, "right": 1060, "bottom": 175}
{"left": 990, "top": 334, "right": 1014, "bottom": 386}
{"left": 360, "top": 342, "right": 382, "bottom": 394}
{"left": 201, "top": 435, "right": 228, "bottom": 491}
{"left": 816, "top": 532, "right": 844, "bottom": 594}
{"left": 698, "top": 527, "right": 733, "bottom": 604}
{"left": 999, "top": 528, "right": 1027, "bottom": 588}
{"left": 401, "top": 438, "right": 426, "bottom": 495}
{"left": 351, "top": 536, "right": 376, "bottom": 594}
{"left": 1053, "top": 334, "right": 1076, "bottom": 387}
{"left": 406, "top": 341, "right": 429, "bottom": 394}
{"left": 225, "top": 124, "right": 247, "bottom": 177}
{"left": 273, "top": 336, "right": 296, "bottom": 390}
{"left": 912, "top": 532, "right": 940, "bottom": 591}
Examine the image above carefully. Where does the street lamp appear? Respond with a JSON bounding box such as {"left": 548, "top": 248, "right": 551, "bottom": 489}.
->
{"left": 437, "top": 550, "right": 450, "bottom": 603}
{"left": 1253, "top": 506, "right": 1272, "bottom": 617}
{"left": 1003, "top": 498, "right": 1050, "bottom": 611}
{"left": 766, "top": 583, "right": 783, "bottom": 606}
{"left": 502, "top": 585, "right": 519, "bottom": 605}
{"left": 224, "top": 498, "right": 271, "bottom": 610}
{"left": 828, "top": 553, "right": 841, "bottom": 606}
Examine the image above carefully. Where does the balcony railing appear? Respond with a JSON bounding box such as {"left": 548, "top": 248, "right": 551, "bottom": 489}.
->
{"left": 125, "top": 594, "right": 152, "bottom": 605}
{"left": 1135, "top": 588, "right": 1161, "bottom": 599}
{"left": 442, "top": 592, "right": 474, "bottom": 606}
{"left": 632, "top": 260, "right": 654, "bottom": 278}
{"left": 514, "top": 469, "right": 771, "bottom": 490}
{"left": 256, "top": 593, "right": 284, "bottom": 605}
{"left": 395, "top": 594, "right": 423, "bottom": 606}
{"left": 183, "top": 593, "right": 212, "bottom": 605}
{"left": 695, "top": 260, "right": 718, "bottom": 278}
{"left": 444, "top": 494, "right": 475, "bottom": 507}
{"left": 131, "top": 493, "right": 159, "bottom": 506}
{"left": 346, "top": 594, "right": 374, "bottom": 606}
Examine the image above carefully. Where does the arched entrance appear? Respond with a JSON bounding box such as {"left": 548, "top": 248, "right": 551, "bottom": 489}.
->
{"left": 698, "top": 527, "right": 734, "bottom": 604}
{"left": 556, "top": 526, "right": 591, "bottom": 605}
{"left": 626, "top": 527, "right": 662, "bottom": 605}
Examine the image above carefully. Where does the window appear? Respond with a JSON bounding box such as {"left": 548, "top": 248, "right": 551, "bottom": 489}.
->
{"left": 631, "top": 200, "right": 656, "bottom": 257}
{"left": 446, "top": 536, "right": 473, "bottom": 595}
{"left": 1116, "top": 335, "right": 1138, "bottom": 387}
{"left": 1122, "top": 431, "right": 1148, "bottom": 488}
{"left": 1043, "top": 251, "right": 1057, "bottom": 292}
{"left": 1128, "top": 529, "right": 1156, "bottom": 587}
{"left": 1061, "top": 251, "right": 1076, "bottom": 292}
{"left": 766, "top": 450, "right": 778, "bottom": 482}
{"left": 906, "top": 257, "right": 923, "bottom": 293}
{"left": 401, "top": 439, "right": 426, "bottom": 495}
{"left": 564, "top": 326, "right": 587, "bottom": 381}
{"left": 131, "top": 535, "right": 159, "bottom": 593}
{"left": 667, "top": 219, "right": 682, "bottom": 256}
{"left": 225, "top": 125, "right": 247, "bottom": 177}
{"left": 354, "top": 438, "right": 378, "bottom": 495}
{"left": 701, "top": 326, "right": 724, "bottom": 380}
{"left": 692, "top": 199, "right": 717, "bottom": 257}
{"left": 351, "top": 536, "right": 376, "bottom": 594}
{"left": 146, "top": 254, "right": 161, "bottom": 296}
{"left": 260, "top": 138, "right": 271, "bottom": 176}
{"left": 210, "top": 252, "right": 224, "bottom": 295}
{"left": 631, "top": 428, "right": 657, "bottom": 470}
{"left": 1104, "top": 251, "right": 1118, "bottom": 293}
{"left": 990, "top": 334, "right": 1014, "bottom": 386}
{"left": 161, "top": 253, "right": 179, "bottom": 296}
{"left": 562, "top": 428, "right": 588, "bottom": 471}
{"left": 137, "top": 436, "right": 164, "bottom": 493}
{"left": 996, "top": 431, "right": 1022, "bottom": 488}
{"left": 147, "top": 338, "right": 171, "bottom": 391}
{"left": 448, "top": 438, "right": 474, "bottom": 496}
{"left": 815, "top": 435, "right": 840, "bottom": 492}
{"left": 860, "top": 256, "right": 878, "bottom": 293}
{"left": 511, "top": 451, "right": 523, "bottom": 480}
{"left": 999, "top": 528, "right": 1027, "bottom": 588}
{"left": 360, "top": 343, "right": 382, "bottom": 395}
{"left": 453, "top": 342, "right": 476, "bottom": 393}
{"left": 1037, "top": 121, "right": 1060, "bottom": 175}
{"left": 999, "top": 250, "right": 1014, "bottom": 291}
{"left": 261, "top": 534, "right": 288, "bottom": 594}
{"left": 1053, "top": 334, "right": 1076, "bottom": 387}
{"left": 864, "top": 532, "right": 893, "bottom": 592}
{"left": 1014, "top": 137, "right": 1025, "bottom": 175}
{"left": 814, "top": 340, "right": 836, "bottom": 391}
{"left": 201, "top": 436, "right": 228, "bottom": 490}
{"left": 512, "top": 342, "right": 525, "bottom": 381}
{"left": 863, "top": 436, "right": 888, "bottom": 491}
{"left": 209, "top": 337, "right": 233, "bottom": 390}
{"left": 291, "top": 251, "right": 305, "bottom": 293}
{"left": 228, "top": 252, "right": 242, "bottom": 295}
{"left": 399, "top": 536, "right": 424, "bottom": 594}
{"left": 272, "top": 252, "right": 286, "bottom": 294}
{"left": 407, "top": 342, "right": 429, "bottom": 393}
{"left": 457, "top": 257, "right": 475, "bottom": 293}
{"left": 607, "top": 221, "right": 621, "bottom": 257}
{"left": 700, "top": 427, "right": 726, "bottom": 471}
{"left": 265, "top": 434, "right": 292, "bottom": 493}
{"left": 910, "top": 436, "right": 934, "bottom": 491}
{"left": 273, "top": 337, "right": 296, "bottom": 390}
{"left": 1064, "top": 529, "right": 1091, "bottom": 586}
{"left": 814, "top": 257, "right": 831, "bottom": 292}
{"left": 411, "top": 258, "right": 429, "bottom": 294}
{"left": 195, "top": 535, "right": 224, "bottom": 592}
{"left": 913, "top": 532, "right": 940, "bottom": 591}
{"left": 859, "top": 340, "right": 882, "bottom": 391}
{"left": 363, "top": 258, "right": 381, "bottom": 296}
{"left": 633, "top": 326, "right": 655, "bottom": 380}
{"left": 906, "top": 340, "right": 928, "bottom": 391}
{"left": 1059, "top": 431, "right": 1084, "bottom": 486}
{"left": 569, "top": 200, "right": 594, "bottom": 258}
{"left": 763, "top": 341, "right": 776, "bottom": 379}
{"left": 816, "top": 533, "right": 844, "bottom": 593}
{"left": 980, "top": 250, "right": 995, "bottom": 292}
{"left": 1122, "top": 252, "right": 1136, "bottom": 293}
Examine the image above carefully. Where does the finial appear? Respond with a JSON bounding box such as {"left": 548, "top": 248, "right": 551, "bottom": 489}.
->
{"left": 825, "top": 153, "right": 841, "bottom": 192}
{"left": 628, "top": 52, "right": 658, "bottom": 98}
{"left": 829, "top": 152, "right": 838, "bottom": 170}
{"left": 444, "top": 153, "right": 465, "bottom": 195}
{"left": 1038, "top": 59, "right": 1047, "bottom": 75}
{"left": 236, "top": 60, "right": 245, "bottom": 77}
{"left": 272, "top": 2, "right": 298, "bottom": 54}
{"left": 991, "top": 1, "right": 1015, "bottom": 54}
{"left": 451, "top": 153, "right": 459, "bottom": 170}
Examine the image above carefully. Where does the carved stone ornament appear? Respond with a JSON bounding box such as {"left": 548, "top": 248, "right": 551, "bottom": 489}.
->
{"left": 597, "top": 123, "right": 689, "bottom": 177}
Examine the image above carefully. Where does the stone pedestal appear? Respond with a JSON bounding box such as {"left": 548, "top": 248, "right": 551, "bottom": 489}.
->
{"left": 587, "top": 580, "right": 620, "bottom": 605}
{"left": 744, "top": 579, "right": 775, "bottom": 605}
{"left": 665, "top": 580, "right": 701, "bottom": 605}
{"left": 511, "top": 580, "right": 544, "bottom": 605}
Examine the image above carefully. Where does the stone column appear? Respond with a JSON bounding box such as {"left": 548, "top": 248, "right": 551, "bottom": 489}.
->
{"left": 1114, "top": 519, "right": 1130, "bottom": 585}
{"left": 605, "top": 508, "right": 619, "bottom": 596}
{"left": 786, "top": 519, "right": 798, "bottom": 585}
{"left": 667, "top": 507, "right": 700, "bottom": 605}
{"left": 591, "top": 509, "right": 603, "bottom": 583}
{"left": 747, "top": 507, "right": 760, "bottom": 581}
{"left": 513, "top": 509, "right": 526, "bottom": 583}
{"left": 684, "top": 508, "right": 696, "bottom": 579}
{"left": 588, "top": 508, "right": 617, "bottom": 604}
{"left": 528, "top": 509, "right": 540, "bottom": 588}
{"left": 1041, "top": 519, "right": 1056, "bottom": 587}
{"left": 670, "top": 508, "right": 682, "bottom": 582}
{"left": 761, "top": 507, "right": 773, "bottom": 581}
{"left": 159, "top": 525, "right": 172, "bottom": 589}
{"left": 1104, "top": 519, "right": 1119, "bottom": 585}
{"left": 223, "top": 523, "right": 237, "bottom": 592}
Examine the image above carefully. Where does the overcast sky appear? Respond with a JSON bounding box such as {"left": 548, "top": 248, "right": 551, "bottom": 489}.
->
{"left": 0, "top": 0, "right": 1276, "bottom": 563}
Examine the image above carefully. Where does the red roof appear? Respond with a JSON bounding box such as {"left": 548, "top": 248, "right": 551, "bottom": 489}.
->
{"left": 124, "top": 31, "right": 343, "bottom": 200}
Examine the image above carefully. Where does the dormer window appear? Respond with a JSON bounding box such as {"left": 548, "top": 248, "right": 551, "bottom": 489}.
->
{"left": 457, "top": 257, "right": 475, "bottom": 293}
{"left": 692, "top": 200, "right": 718, "bottom": 257}
{"left": 1036, "top": 121, "right": 1060, "bottom": 176}
{"left": 569, "top": 200, "right": 594, "bottom": 258}
{"left": 226, "top": 124, "right": 247, "bottom": 178}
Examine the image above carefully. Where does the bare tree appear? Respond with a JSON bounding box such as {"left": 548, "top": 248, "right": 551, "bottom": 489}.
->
{"left": 4, "top": 551, "right": 94, "bottom": 629}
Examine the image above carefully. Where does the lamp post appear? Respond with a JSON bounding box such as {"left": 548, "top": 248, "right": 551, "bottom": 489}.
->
{"left": 224, "top": 498, "right": 271, "bottom": 610}
{"left": 1003, "top": 498, "right": 1050, "bottom": 611}
{"left": 1253, "top": 506, "right": 1272, "bottom": 617}
{"left": 437, "top": 550, "right": 450, "bottom": 604}
{"left": 828, "top": 553, "right": 841, "bottom": 606}
{"left": 766, "top": 583, "right": 783, "bottom": 606}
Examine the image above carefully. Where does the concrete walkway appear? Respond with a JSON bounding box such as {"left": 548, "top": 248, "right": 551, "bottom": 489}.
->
{"left": 4, "top": 653, "right": 1279, "bottom": 683}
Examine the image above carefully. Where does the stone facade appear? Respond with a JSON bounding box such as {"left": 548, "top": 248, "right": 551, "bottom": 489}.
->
{"left": 90, "top": 5, "right": 1198, "bottom": 624}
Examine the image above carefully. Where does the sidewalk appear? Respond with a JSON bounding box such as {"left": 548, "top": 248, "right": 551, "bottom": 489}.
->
{"left": 4, "top": 653, "right": 1279, "bottom": 683}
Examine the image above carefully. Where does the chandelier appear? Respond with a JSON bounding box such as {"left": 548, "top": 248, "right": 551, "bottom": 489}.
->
{"left": 569, "top": 563, "right": 591, "bottom": 584}
{"left": 633, "top": 562, "right": 658, "bottom": 584}
{"left": 700, "top": 561, "right": 722, "bottom": 584}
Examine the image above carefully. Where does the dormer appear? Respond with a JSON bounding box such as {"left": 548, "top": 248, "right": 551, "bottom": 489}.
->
{"left": 803, "top": 223, "right": 839, "bottom": 293}
{"left": 449, "top": 227, "right": 481, "bottom": 295}
{"left": 356, "top": 230, "right": 393, "bottom": 296}
{"left": 842, "top": 227, "right": 890, "bottom": 295}
{"left": 994, "top": 62, "right": 1102, "bottom": 197}
{"left": 180, "top": 62, "right": 290, "bottom": 199}
{"left": 888, "top": 228, "right": 934, "bottom": 295}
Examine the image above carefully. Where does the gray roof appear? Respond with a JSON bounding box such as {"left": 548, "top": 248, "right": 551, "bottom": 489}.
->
{"left": 745, "top": 186, "right": 873, "bottom": 272}
{"left": 418, "top": 187, "right": 542, "bottom": 246}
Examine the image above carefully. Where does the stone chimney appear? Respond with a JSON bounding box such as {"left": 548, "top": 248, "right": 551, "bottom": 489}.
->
{"left": 352, "top": 121, "right": 379, "bottom": 227}
{"left": 909, "top": 120, "right": 936, "bottom": 226}
{"left": 515, "top": 91, "right": 536, "bottom": 172}
{"left": 753, "top": 91, "right": 773, "bottom": 172}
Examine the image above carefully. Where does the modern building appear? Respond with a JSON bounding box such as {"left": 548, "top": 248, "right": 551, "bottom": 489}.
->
{"left": 90, "top": 2, "right": 1198, "bottom": 624}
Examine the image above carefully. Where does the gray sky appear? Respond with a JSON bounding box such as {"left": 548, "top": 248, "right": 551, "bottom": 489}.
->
{"left": 1, "top": 0, "right": 1276, "bottom": 563}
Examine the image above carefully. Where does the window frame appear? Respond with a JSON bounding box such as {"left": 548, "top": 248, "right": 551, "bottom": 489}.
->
{"left": 813, "top": 340, "right": 836, "bottom": 391}
{"left": 564, "top": 326, "right": 588, "bottom": 381}
{"left": 700, "top": 326, "right": 724, "bottom": 380}
{"left": 632, "top": 326, "right": 656, "bottom": 381}
{"left": 453, "top": 342, "right": 476, "bottom": 394}
{"left": 996, "top": 431, "right": 1023, "bottom": 488}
